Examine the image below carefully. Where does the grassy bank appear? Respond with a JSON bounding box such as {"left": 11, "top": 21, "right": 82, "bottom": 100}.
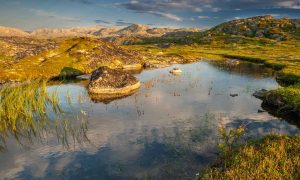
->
{"left": 262, "top": 83, "right": 300, "bottom": 120}
{"left": 201, "top": 134, "right": 300, "bottom": 180}
{"left": 126, "top": 38, "right": 300, "bottom": 119}
{"left": 126, "top": 38, "right": 300, "bottom": 79}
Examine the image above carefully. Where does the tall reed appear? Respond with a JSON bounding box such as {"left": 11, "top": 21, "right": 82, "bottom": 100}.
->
{"left": 0, "top": 81, "right": 89, "bottom": 150}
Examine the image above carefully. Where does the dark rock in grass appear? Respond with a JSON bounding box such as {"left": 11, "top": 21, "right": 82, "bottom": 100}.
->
{"left": 143, "top": 62, "right": 152, "bottom": 68}
{"left": 253, "top": 89, "right": 268, "bottom": 99}
{"left": 88, "top": 66, "right": 141, "bottom": 102}
{"left": 258, "top": 90, "right": 300, "bottom": 120}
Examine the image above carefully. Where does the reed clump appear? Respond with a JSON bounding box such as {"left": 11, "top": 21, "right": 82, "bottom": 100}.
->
{"left": 0, "top": 81, "right": 61, "bottom": 148}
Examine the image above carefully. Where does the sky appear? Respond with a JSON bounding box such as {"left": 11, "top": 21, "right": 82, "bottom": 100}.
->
{"left": 0, "top": 0, "right": 299, "bottom": 30}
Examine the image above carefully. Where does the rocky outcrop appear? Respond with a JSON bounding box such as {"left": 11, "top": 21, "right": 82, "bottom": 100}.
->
{"left": 88, "top": 67, "right": 141, "bottom": 102}
{"left": 253, "top": 89, "right": 300, "bottom": 119}
{"left": 209, "top": 16, "right": 299, "bottom": 40}
{"left": 253, "top": 89, "right": 268, "bottom": 99}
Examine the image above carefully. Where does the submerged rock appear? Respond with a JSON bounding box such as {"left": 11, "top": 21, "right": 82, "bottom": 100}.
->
{"left": 169, "top": 68, "right": 182, "bottom": 75}
{"left": 88, "top": 66, "right": 141, "bottom": 102}
{"left": 122, "top": 64, "right": 143, "bottom": 70}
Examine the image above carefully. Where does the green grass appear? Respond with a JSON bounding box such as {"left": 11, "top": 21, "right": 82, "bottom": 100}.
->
{"left": 0, "top": 81, "right": 60, "bottom": 149}
{"left": 0, "top": 81, "right": 89, "bottom": 150}
{"left": 201, "top": 134, "right": 300, "bottom": 180}
{"left": 266, "top": 83, "right": 300, "bottom": 111}
{"left": 0, "top": 81, "right": 59, "bottom": 132}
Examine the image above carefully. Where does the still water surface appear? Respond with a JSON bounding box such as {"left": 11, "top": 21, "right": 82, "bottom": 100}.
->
{"left": 1, "top": 61, "right": 299, "bottom": 179}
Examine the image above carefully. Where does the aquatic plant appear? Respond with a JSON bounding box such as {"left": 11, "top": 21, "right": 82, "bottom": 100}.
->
{"left": 0, "top": 81, "right": 89, "bottom": 150}
{"left": 217, "top": 126, "right": 245, "bottom": 167}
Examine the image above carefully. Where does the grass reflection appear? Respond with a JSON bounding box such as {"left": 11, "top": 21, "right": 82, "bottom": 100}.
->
{"left": 0, "top": 81, "right": 89, "bottom": 150}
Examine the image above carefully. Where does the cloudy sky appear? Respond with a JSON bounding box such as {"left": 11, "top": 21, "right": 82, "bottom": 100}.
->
{"left": 0, "top": 0, "right": 299, "bottom": 30}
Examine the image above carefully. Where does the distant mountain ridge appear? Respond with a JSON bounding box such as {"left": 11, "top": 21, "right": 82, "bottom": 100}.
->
{"left": 0, "top": 24, "right": 200, "bottom": 38}
{"left": 1, "top": 16, "right": 299, "bottom": 42}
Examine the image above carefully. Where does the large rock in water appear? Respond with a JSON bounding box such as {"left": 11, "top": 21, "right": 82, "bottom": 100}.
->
{"left": 88, "top": 66, "right": 141, "bottom": 103}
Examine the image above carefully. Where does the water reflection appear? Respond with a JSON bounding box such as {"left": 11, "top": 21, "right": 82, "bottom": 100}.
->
{"left": 0, "top": 61, "right": 299, "bottom": 179}
{"left": 210, "top": 60, "right": 275, "bottom": 78}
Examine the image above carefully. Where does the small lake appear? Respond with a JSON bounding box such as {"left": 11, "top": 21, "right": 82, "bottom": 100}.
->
{"left": 1, "top": 61, "right": 299, "bottom": 179}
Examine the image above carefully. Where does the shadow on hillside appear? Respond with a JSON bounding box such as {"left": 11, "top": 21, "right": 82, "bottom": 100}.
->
{"left": 51, "top": 67, "right": 84, "bottom": 81}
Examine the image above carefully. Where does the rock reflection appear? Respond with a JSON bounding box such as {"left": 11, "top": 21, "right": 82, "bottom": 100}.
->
{"left": 210, "top": 60, "right": 275, "bottom": 78}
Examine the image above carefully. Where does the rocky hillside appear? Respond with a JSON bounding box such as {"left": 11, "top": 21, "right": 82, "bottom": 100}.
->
{"left": 0, "top": 37, "right": 57, "bottom": 60}
{"left": 208, "top": 15, "right": 300, "bottom": 40}
{"left": 114, "top": 24, "right": 150, "bottom": 36}
{"left": 0, "top": 36, "right": 143, "bottom": 82}
{"left": 126, "top": 16, "right": 300, "bottom": 45}
{"left": 93, "top": 27, "right": 119, "bottom": 37}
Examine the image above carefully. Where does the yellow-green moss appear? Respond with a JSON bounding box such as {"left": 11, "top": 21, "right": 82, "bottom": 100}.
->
{"left": 202, "top": 135, "right": 300, "bottom": 180}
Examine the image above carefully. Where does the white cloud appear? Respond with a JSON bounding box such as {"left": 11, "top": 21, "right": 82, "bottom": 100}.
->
{"left": 198, "top": 16, "right": 211, "bottom": 19}
{"left": 277, "top": 1, "right": 300, "bottom": 9}
{"left": 147, "top": 11, "right": 183, "bottom": 21}
{"left": 30, "top": 9, "right": 81, "bottom": 22}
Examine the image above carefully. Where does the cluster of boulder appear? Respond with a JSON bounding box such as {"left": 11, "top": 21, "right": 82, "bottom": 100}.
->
{"left": 210, "top": 15, "right": 299, "bottom": 41}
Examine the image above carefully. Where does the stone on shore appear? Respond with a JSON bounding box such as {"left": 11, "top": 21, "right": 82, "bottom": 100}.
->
{"left": 88, "top": 66, "right": 141, "bottom": 102}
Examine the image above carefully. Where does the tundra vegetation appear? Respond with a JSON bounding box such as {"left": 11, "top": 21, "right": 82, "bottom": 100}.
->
{"left": 200, "top": 127, "right": 300, "bottom": 180}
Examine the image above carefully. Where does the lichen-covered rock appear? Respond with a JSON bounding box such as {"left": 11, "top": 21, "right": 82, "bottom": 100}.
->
{"left": 88, "top": 66, "right": 141, "bottom": 102}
